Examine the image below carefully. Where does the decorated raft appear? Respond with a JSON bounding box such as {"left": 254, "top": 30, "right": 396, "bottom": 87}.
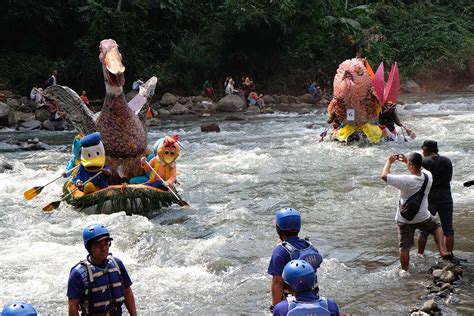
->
{"left": 62, "top": 182, "right": 182, "bottom": 216}
{"left": 324, "top": 57, "right": 404, "bottom": 144}
{"left": 38, "top": 39, "right": 189, "bottom": 215}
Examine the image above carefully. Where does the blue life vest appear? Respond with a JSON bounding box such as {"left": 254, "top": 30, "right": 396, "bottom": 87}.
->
{"left": 288, "top": 296, "right": 330, "bottom": 316}
{"left": 74, "top": 255, "right": 125, "bottom": 315}
{"left": 281, "top": 240, "right": 323, "bottom": 271}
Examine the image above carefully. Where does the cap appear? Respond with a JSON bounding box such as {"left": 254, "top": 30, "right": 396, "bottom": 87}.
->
{"left": 80, "top": 132, "right": 101, "bottom": 148}
{"left": 421, "top": 140, "right": 438, "bottom": 152}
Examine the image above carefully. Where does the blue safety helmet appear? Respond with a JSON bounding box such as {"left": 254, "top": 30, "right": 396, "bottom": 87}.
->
{"left": 82, "top": 224, "right": 113, "bottom": 249}
{"left": 1, "top": 302, "right": 37, "bottom": 316}
{"left": 283, "top": 259, "right": 317, "bottom": 293}
{"left": 275, "top": 207, "right": 301, "bottom": 232}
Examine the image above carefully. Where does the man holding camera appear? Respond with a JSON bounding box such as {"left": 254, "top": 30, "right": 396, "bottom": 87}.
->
{"left": 381, "top": 152, "right": 448, "bottom": 271}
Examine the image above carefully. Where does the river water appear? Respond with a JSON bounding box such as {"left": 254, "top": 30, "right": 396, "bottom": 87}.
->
{"left": 0, "top": 93, "right": 473, "bottom": 315}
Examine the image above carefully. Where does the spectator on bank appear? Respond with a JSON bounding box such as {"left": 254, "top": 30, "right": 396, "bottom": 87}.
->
{"left": 225, "top": 78, "right": 239, "bottom": 95}
{"left": 45, "top": 70, "right": 58, "bottom": 87}
{"left": 248, "top": 88, "right": 265, "bottom": 111}
{"left": 203, "top": 80, "right": 214, "bottom": 98}
{"left": 224, "top": 76, "right": 231, "bottom": 94}
{"left": 132, "top": 78, "right": 144, "bottom": 91}
{"left": 308, "top": 82, "right": 322, "bottom": 103}
{"left": 80, "top": 90, "right": 90, "bottom": 106}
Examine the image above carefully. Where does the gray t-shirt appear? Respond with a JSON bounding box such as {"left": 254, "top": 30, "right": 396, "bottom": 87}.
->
{"left": 387, "top": 169, "right": 432, "bottom": 224}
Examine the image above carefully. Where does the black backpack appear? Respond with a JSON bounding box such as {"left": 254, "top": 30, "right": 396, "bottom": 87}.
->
{"left": 399, "top": 173, "right": 428, "bottom": 221}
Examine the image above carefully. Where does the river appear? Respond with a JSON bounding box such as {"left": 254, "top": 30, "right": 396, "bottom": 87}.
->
{"left": 0, "top": 93, "right": 473, "bottom": 314}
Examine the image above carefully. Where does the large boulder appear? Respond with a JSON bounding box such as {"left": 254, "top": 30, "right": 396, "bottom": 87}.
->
{"left": 401, "top": 79, "right": 421, "bottom": 93}
{"left": 170, "top": 102, "right": 190, "bottom": 115}
{"left": 159, "top": 93, "right": 179, "bottom": 106}
{"left": 42, "top": 119, "right": 68, "bottom": 131}
{"left": 262, "top": 94, "right": 276, "bottom": 104}
{"left": 201, "top": 123, "right": 220, "bottom": 132}
{"left": 216, "top": 94, "right": 244, "bottom": 112}
{"left": 0, "top": 102, "right": 14, "bottom": 127}
{"left": 298, "top": 93, "right": 314, "bottom": 104}
{"left": 465, "top": 84, "right": 474, "bottom": 92}
{"left": 35, "top": 107, "right": 51, "bottom": 122}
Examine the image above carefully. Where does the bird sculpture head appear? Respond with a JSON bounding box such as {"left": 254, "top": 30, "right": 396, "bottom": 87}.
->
{"left": 99, "top": 39, "right": 125, "bottom": 93}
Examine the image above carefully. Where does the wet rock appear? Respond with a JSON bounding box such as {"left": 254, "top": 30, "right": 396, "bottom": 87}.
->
{"left": 410, "top": 311, "right": 430, "bottom": 316}
{"left": 17, "top": 138, "right": 48, "bottom": 151}
{"left": 170, "top": 102, "right": 190, "bottom": 115}
{"left": 35, "top": 107, "right": 51, "bottom": 122}
{"left": 216, "top": 94, "right": 244, "bottom": 112}
{"left": 0, "top": 101, "right": 14, "bottom": 127}
{"left": 42, "top": 119, "right": 68, "bottom": 131}
{"left": 16, "top": 120, "right": 42, "bottom": 131}
{"left": 159, "top": 92, "right": 179, "bottom": 106}
{"left": 262, "top": 94, "right": 276, "bottom": 104}
{"left": 247, "top": 105, "right": 260, "bottom": 113}
{"left": 465, "top": 84, "right": 474, "bottom": 92}
{"left": 401, "top": 79, "right": 421, "bottom": 93}
{"left": 0, "top": 161, "right": 14, "bottom": 173}
{"left": 420, "top": 299, "right": 441, "bottom": 313}
{"left": 157, "top": 108, "right": 170, "bottom": 115}
{"left": 299, "top": 93, "right": 314, "bottom": 104}
{"left": 224, "top": 115, "right": 244, "bottom": 121}
{"left": 201, "top": 123, "right": 220, "bottom": 133}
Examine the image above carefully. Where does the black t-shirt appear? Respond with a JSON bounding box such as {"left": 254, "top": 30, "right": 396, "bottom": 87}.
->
{"left": 422, "top": 154, "right": 453, "bottom": 204}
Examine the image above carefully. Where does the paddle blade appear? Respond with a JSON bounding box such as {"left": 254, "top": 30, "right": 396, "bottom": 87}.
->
{"left": 42, "top": 201, "right": 61, "bottom": 213}
{"left": 24, "top": 186, "right": 43, "bottom": 200}
{"left": 178, "top": 200, "right": 190, "bottom": 207}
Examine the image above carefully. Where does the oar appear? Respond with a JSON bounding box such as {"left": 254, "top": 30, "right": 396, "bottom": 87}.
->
{"left": 24, "top": 165, "right": 80, "bottom": 200}
{"left": 143, "top": 160, "right": 189, "bottom": 207}
{"left": 403, "top": 125, "right": 416, "bottom": 139}
{"left": 319, "top": 127, "right": 329, "bottom": 142}
{"left": 42, "top": 171, "right": 102, "bottom": 213}
{"left": 400, "top": 126, "right": 408, "bottom": 142}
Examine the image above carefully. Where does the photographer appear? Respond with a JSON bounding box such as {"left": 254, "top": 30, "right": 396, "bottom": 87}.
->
{"left": 381, "top": 152, "right": 448, "bottom": 272}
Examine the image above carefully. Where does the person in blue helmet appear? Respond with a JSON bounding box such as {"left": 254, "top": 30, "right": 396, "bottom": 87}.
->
{"left": 67, "top": 224, "right": 137, "bottom": 316}
{"left": 267, "top": 207, "right": 323, "bottom": 311}
{"left": 273, "top": 260, "right": 339, "bottom": 316}
{"left": 1, "top": 302, "right": 37, "bottom": 316}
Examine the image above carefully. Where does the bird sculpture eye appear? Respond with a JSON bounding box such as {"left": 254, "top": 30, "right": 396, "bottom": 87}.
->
{"left": 88, "top": 153, "right": 91, "bottom": 158}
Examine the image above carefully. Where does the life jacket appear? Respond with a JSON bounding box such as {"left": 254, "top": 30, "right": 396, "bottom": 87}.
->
{"left": 287, "top": 296, "right": 330, "bottom": 316}
{"left": 149, "top": 159, "right": 175, "bottom": 183}
{"left": 74, "top": 255, "right": 125, "bottom": 315}
{"left": 280, "top": 240, "right": 323, "bottom": 271}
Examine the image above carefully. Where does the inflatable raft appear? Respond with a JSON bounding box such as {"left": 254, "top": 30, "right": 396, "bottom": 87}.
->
{"left": 62, "top": 181, "right": 182, "bottom": 216}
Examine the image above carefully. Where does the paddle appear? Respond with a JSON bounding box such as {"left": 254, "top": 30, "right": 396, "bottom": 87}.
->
{"left": 42, "top": 171, "right": 103, "bottom": 213}
{"left": 143, "top": 160, "right": 190, "bottom": 207}
{"left": 402, "top": 126, "right": 416, "bottom": 139}
{"left": 400, "top": 126, "right": 408, "bottom": 142}
{"left": 319, "top": 127, "right": 329, "bottom": 142}
{"left": 24, "top": 165, "right": 80, "bottom": 200}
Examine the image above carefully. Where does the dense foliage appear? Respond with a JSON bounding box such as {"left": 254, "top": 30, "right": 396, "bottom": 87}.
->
{"left": 1, "top": 0, "right": 473, "bottom": 96}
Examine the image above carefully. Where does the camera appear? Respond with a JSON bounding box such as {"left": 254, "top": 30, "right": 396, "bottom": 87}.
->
{"left": 395, "top": 154, "right": 402, "bottom": 159}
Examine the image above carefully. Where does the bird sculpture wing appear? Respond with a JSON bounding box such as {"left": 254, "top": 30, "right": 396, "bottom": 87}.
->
{"left": 43, "top": 85, "right": 97, "bottom": 135}
{"left": 127, "top": 76, "right": 158, "bottom": 121}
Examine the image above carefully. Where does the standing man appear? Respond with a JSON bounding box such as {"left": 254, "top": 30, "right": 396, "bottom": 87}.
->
{"left": 267, "top": 207, "right": 323, "bottom": 312}
{"left": 381, "top": 153, "right": 448, "bottom": 271}
{"left": 417, "top": 140, "right": 455, "bottom": 259}
{"left": 67, "top": 224, "right": 137, "bottom": 316}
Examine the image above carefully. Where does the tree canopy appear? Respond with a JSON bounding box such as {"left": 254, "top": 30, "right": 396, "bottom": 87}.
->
{"left": 1, "top": 0, "right": 473, "bottom": 96}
